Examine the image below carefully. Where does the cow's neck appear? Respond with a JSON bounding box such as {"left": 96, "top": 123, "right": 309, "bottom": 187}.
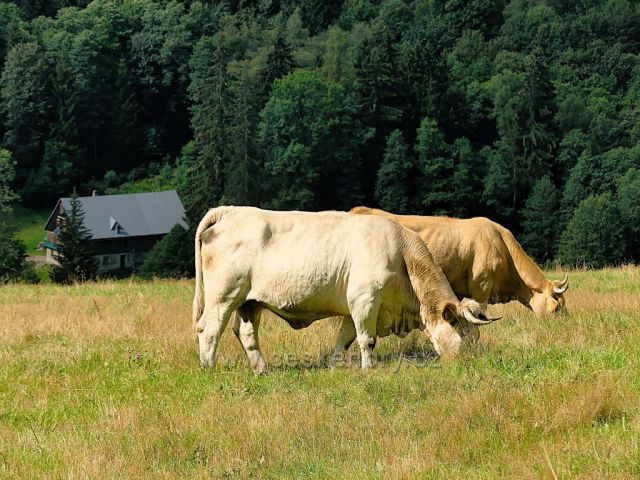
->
{"left": 515, "top": 285, "right": 535, "bottom": 309}
{"left": 500, "top": 228, "right": 550, "bottom": 293}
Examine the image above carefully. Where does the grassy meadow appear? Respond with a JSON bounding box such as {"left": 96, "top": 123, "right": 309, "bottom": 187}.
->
{"left": 1, "top": 268, "right": 639, "bottom": 478}
{"left": 6, "top": 206, "right": 50, "bottom": 256}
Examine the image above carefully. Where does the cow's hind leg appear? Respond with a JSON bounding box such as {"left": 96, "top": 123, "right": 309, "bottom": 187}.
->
{"left": 332, "top": 316, "right": 356, "bottom": 367}
{"left": 350, "top": 295, "right": 381, "bottom": 370}
{"left": 232, "top": 306, "right": 267, "bottom": 375}
{"left": 196, "top": 301, "right": 235, "bottom": 369}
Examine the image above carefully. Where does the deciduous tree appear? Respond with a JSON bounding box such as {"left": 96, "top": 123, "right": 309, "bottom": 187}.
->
{"left": 0, "top": 148, "right": 31, "bottom": 283}
{"left": 558, "top": 193, "right": 625, "bottom": 268}
{"left": 259, "top": 69, "right": 369, "bottom": 210}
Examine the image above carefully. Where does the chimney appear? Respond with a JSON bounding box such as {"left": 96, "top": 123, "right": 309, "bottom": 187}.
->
{"left": 92, "top": 190, "right": 98, "bottom": 197}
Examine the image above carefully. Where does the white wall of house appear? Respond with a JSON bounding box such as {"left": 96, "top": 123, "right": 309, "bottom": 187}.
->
{"left": 97, "top": 253, "right": 133, "bottom": 273}
{"left": 46, "top": 248, "right": 59, "bottom": 265}
{"left": 45, "top": 250, "right": 146, "bottom": 273}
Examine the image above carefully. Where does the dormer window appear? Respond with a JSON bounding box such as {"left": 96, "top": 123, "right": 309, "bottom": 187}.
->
{"left": 109, "top": 216, "right": 122, "bottom": 235}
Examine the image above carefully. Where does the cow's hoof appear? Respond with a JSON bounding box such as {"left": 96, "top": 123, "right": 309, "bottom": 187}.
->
{"left": 329, "top": 355, "right": 340, "bottom": 370}
{"left": 251, "top": 359, "right": 267, "bottom": 375}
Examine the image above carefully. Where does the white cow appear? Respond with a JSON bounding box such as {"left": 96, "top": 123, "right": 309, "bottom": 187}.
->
{"left": 193, "top": 206, "right": 499, "bottom": 373}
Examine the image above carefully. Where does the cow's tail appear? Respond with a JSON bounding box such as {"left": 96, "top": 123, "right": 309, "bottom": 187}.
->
{"left": 193, "top": 207, "right": 226, "bottom": 328}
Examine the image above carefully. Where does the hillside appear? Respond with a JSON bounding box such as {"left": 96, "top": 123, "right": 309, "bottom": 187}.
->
{"left": 5, "top": 206, "right": 49, "bottom": 256}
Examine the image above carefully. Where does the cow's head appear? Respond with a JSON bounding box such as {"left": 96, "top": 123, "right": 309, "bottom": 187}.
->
{"left": 427, "top": 299, "right": 501, "bottom": 359}
{"left": 529, "top": 275, "right": 569, "bottom": 316}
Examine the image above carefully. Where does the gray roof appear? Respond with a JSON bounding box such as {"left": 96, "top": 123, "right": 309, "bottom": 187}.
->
{"left": 45, "top": 190, "right": 187, "bottom": 240}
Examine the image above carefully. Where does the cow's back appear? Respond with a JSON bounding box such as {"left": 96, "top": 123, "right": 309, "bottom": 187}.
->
{"left": 398, "top": 216, "right": 507, "bottom": 296}
{"left": 200, "top": 207, "right": 410, "bottom": 314}
{"left": 425, "top": 217, "right": 517, "bottom": 296}
{"left": 350, "top": 208, "right": 518, "bottom": 299}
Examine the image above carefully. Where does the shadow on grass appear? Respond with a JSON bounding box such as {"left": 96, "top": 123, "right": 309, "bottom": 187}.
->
{"left": 213, "top": 345, "right": 443, "bottom": 374}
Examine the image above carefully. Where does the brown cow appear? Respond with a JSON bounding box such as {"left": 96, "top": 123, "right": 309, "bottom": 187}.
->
{"left": 350, "top": 207, "right": 569, "bottom": 316}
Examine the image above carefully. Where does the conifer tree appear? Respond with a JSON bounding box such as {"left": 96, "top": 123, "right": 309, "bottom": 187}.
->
{"left": 185, "top": 32, "right": 233, "bottom": 221}
{"left": 489, "top": 44, "right": 557, "bottom": 218}
{"left": 355, "top": 26, "right": 404, "bottom": 130}
{"left": 521, "top": 176, "right": 559, "bottom": 263}
{"left": 375, "top": 130, "right": 412, "bottom": 213}
{"left": 225, "top": 61, "right": 262, "bottom": 206}
{"left": 482, "top": 146, "right": 516, "bottom": 223}
{"left": 51, "top": 190, "right": 97, "bottom": 283}
{"left": 414, "top": 117, "right": 453, "bottom": 215}
{"left": 450, "top": 137, "right": 481, "bottom": 218}
{"left": 354, "top": 25, "right": 405, "bottom": 197}
{"left": 522, "top": 44, "right": 557, "bottom": 171}
{"left": 260, "top": 26, "right": 294, "bottom": 104}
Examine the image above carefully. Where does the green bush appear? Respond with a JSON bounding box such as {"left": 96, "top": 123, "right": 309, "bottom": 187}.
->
{"left": 558, "top": 193, "right": 626, "bottom": 268}
{"left": 139, "top": 225, "right": 193, "bottom": 279}
{"left": 0, "top": 222, "right": 30, "bottom": 283}
{"left": 20, "top": 260, "right": 39, "bottom": 284}
{"left": 617, "top": 167, "right": 640, "bottom": 260}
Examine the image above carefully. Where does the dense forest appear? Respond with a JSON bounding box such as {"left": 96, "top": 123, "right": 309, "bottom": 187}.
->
{"left": 1, "top": 0, "right": 640, "bottom": 275}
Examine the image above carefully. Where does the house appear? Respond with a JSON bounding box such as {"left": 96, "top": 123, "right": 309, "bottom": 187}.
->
{"left": 43, "top": 190, "right": 187, "bottom": 274}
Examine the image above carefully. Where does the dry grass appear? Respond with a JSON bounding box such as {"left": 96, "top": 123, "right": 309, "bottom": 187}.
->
{"left": 1, "top": 267, "right": 639, "bottom": 478}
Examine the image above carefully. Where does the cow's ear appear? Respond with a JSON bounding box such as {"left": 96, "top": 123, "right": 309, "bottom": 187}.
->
{"left": 442, "top": 303, "right": 459, "bottom": 324}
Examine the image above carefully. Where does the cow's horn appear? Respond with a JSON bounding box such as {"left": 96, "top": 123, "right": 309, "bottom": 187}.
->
{"left": 553, "top": 275, "right": 569, "bottom": 294}
{"left": 463, "top": 309, "right": 502, "bottom": 326}
{"left": 553, "top": 285, "right": 568, "bottom": 294}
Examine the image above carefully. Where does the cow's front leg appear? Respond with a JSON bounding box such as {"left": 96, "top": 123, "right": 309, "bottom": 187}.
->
{"left": 350, "top": 295, "right": 380, "bottom": 370}
{"left": 232, "top": 310, "right": 267, "bottom": 375}
{"left": 468, "top": 268, "right": 493, "bottom": 306}
{"left": 196, "top": 302, "right": 234, "bottom": 368}
{"left": 467, "top": 273, "right": 493, "bottom": 343}
{"left": 332, "top": 316, "right": 356, "bottom": 367}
